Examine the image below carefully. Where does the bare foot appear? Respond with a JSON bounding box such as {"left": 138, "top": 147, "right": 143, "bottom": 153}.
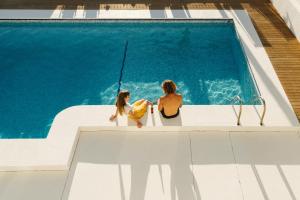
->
{"left": 109, "top": 115, "right": 116, "bottom": 121}
{"left": 137, "top": 121, "right": 143, "bottom": 128}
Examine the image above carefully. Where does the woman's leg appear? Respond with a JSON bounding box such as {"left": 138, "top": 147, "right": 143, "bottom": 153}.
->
{"left": 136, "top": 119, "right": 143, "bottom": 128}
{"left": 129, "top": 116, "right": 143, "bottom": 128}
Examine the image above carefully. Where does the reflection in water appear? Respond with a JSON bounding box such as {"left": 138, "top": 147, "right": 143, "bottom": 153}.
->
{"left": 99, "top": 83, "right": 118, "bottom": 104}
{"left": 204, "top": 79, "right": 241, "bottom": 104}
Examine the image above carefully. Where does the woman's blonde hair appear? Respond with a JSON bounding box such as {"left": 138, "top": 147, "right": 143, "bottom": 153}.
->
{"left": 162, "top": 80, "right": 176, "bottom": 94}
{"left": 116, "top": 90, "right": 130, "bottom": 115}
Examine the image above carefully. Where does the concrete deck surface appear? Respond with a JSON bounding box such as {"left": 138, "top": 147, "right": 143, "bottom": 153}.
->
{"left": 1, "top": 131, "right": 300, "bottom": 200}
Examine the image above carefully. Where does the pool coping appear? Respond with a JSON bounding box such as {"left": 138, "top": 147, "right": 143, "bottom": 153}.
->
{"left": 0, "top": 9, "right": 299, "bottom": 171}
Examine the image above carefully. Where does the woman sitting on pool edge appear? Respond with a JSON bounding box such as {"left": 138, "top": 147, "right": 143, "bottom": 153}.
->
{"left": 109, "top": 90, "right": 153, "bottom": 128}
{"left": 158, "top": 80, "right": 182, "bottom": 119}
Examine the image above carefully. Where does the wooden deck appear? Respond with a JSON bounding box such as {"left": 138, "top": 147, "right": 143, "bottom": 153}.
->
{"left": 1, "top": 0, "right": 300, "bottom": 121}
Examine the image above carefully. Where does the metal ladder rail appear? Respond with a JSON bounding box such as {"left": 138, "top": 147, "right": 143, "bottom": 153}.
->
{"left": 252, "top": 96, "right": 266, "bottom": 126}
{"left": 232, "top": 96, "right": 243, "bottom": 126}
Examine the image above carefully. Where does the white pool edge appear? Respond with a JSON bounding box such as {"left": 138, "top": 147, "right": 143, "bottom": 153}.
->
{"left": 0, "top": 9, "right": 299, "bottom": 171}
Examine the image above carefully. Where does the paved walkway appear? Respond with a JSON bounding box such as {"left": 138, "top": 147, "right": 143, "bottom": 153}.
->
{"left": 1, "top": 131, "right": 300, "bottom": 200}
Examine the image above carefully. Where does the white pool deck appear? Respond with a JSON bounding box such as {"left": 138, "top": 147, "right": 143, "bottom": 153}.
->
{"left": 0, "top": 8, "right": 300, "bottom": 199}
{"left": 1, "top": 131, "right": 300, "bottom": 200}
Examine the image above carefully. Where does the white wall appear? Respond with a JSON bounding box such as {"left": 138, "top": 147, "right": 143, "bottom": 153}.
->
{"left": 271, "top": 0, "right": 300, "bottom": 42}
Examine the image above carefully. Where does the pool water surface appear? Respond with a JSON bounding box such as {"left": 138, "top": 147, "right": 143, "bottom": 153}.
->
{"left": 0, "top": 21, "right": 259, "bottom": 138}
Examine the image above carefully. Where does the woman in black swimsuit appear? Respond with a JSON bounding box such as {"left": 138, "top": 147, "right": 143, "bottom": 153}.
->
{"left": 157, "top": 80, "right": 182, "bottom": 119}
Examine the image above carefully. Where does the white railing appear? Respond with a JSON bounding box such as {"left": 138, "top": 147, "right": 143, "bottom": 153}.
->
{"left": 232, "top": 96, "right": 243, "bottom": 126}
{"left": 252, "top": 96, "right": 266, "bottom": 126}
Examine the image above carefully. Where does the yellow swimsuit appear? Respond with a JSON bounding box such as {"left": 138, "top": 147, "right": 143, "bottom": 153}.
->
{"left": 128, "top": 99, "right": 148, "bottom": 119}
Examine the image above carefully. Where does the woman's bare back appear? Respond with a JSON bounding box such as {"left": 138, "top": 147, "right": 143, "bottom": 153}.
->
{"left": 159, "top": 93, "right": 182, "bottom": 116}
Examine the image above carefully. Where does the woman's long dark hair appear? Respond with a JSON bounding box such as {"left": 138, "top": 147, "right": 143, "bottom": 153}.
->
{"left": 116, "top": 90, "right": 130, "bottom": 115}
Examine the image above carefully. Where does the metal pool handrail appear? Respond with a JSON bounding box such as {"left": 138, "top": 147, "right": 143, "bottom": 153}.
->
{"left": 251, "top": 96, "right": 266, "bottom": 126}
{"left": 232, "top": 95, "right": 243, "bottom": 126}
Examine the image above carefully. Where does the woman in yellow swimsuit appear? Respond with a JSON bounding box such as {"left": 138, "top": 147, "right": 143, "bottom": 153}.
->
{"left": 109, "top": 90, "right": 153, "bottom": 128}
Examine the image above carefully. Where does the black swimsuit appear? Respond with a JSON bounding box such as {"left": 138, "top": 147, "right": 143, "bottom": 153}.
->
{"left": 160, "top": 108, "right": 180, "bottom": 119}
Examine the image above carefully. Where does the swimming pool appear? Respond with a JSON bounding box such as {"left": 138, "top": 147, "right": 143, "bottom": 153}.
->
{"left": 0, "top": 20, "right": 259, "bottom": 138}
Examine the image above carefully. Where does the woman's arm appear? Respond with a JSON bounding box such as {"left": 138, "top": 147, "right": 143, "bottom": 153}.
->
{"left": 179, "top": 95, "right": 183, "bottom": 108}
{"left": 109, "top": 108, "right": 118, "bottom": 121}
{"left": 157, "top": 97, "right": 163, "bottom": 111}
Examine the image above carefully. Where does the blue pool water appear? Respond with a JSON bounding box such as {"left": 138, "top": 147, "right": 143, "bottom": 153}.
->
{"left": 0, "top": 21, "right": 259, "bottom": 138}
